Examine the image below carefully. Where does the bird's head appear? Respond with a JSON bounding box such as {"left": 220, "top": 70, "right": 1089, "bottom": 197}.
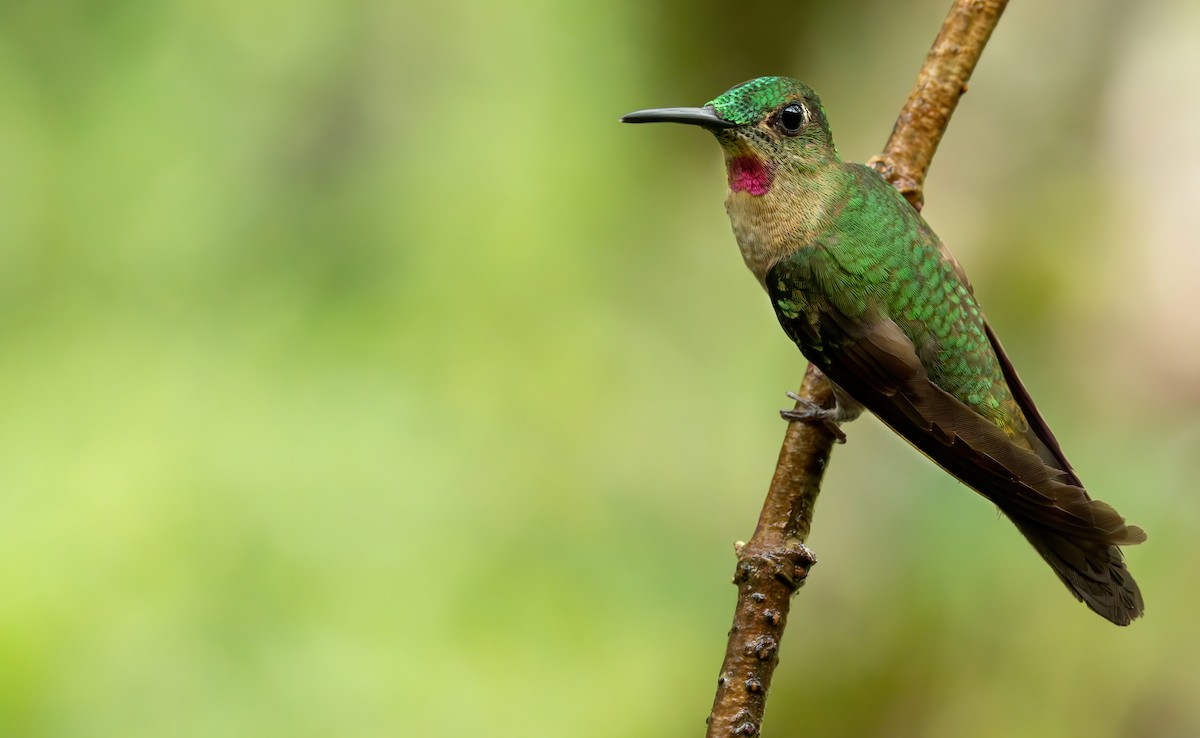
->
{"left": 622, "top": 76, "right": 838, "bottom": 197}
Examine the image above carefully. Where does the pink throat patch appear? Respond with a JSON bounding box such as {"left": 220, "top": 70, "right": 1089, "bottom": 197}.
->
{"left": 727, "top": 155, "right": 773, "bottom": 196}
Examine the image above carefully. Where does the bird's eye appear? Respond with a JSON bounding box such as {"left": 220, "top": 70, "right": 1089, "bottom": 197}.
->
{"left": 777, "top": 103, "right": 806, "bottom": 134}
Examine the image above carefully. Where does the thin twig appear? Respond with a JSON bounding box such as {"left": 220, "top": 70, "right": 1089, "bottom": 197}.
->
{"left": 703, "top": 1, "right": 1010, "bottom": 736}
{"left": 868, "top": 0, "right": 1012, "bottom": 210}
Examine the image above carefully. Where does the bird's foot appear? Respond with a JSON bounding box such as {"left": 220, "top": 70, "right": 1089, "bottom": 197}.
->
{"left": 780, "top": 391, "right": 847, "bottom": 444}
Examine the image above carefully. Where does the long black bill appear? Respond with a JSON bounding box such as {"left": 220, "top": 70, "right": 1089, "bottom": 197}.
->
{"left": 620, "top": 106, "right": 737, "bottom": 129}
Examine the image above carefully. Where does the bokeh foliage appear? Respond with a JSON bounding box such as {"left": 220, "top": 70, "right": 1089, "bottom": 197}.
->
{"left": 1, "top": 0, "right": 1198, "bottom": 736}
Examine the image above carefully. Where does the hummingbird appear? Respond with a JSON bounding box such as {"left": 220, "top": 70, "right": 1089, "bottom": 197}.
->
{"left": 622, "top": 76, "right": 1145, "bottom": 625}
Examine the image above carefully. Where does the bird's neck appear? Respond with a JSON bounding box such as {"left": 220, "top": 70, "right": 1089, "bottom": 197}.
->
{"left": 723, "top": 156, "right": 845, "bottom": 287}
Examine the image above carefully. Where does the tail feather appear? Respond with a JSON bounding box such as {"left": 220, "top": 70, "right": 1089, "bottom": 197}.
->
{"left": 1010, "top": 516, "right": 1145, "bottom": 626}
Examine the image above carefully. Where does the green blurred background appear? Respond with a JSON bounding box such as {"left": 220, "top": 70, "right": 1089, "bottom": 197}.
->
{"left": 2, "top": 0, "right": 1198, "bottom": 735}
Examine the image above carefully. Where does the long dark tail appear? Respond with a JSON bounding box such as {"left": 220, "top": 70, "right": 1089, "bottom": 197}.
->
{"left": 1009, "top": 516, "right": 1145, "bottom": 626}
{"left": 796, "top": 316, "right": 1148, "bottom": 625}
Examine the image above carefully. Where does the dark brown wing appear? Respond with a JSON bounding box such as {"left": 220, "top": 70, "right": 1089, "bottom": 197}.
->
{"left": 983, "top": 320, "right": 1080, "bottom": 482}
{"left": 787, "top": 307, "right": 1145, "bottom": 624}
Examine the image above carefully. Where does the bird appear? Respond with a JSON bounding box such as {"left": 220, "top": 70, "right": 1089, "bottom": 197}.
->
{"left": 622, "top": 76, "right": 1146, "bottom": 625}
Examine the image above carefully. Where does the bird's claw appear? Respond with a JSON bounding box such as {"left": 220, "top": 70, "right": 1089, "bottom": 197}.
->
{"left": 780, "top": 392, "right": 847, "bottom": 443}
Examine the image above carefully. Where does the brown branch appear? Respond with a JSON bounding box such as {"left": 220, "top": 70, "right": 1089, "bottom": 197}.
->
{"left": 868, "top": 0, "right": 1012, "bottom": 210}
{"left": 703, "top": 1, "right": 1010, "bottom": 736}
